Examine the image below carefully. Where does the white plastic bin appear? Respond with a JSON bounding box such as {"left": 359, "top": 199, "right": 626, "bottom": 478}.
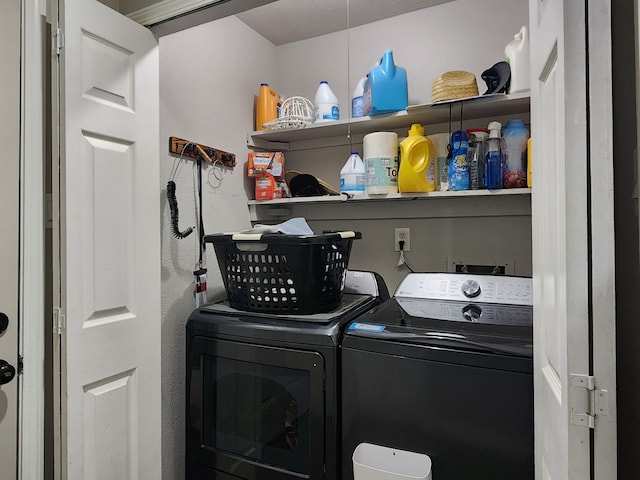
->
{"left": 353, "top": 443, "right": 432, "bottom": 480}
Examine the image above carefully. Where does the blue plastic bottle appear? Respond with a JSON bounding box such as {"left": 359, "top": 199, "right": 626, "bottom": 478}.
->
{"left": 484, "top": 121, "right": 503, "bottom": 189}
{"left": 362, "top": 50, "right": 408, "bottom": 116}
{"left": 449, "top": 130, "right": 469, "bottom": 191}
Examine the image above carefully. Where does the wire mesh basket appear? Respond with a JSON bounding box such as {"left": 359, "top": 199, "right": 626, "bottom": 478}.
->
{"left": 262, "top": 96, "right": 314, "bottom": 131}
{"left": 205, "top": 231, "right": 361, "bottom": 314}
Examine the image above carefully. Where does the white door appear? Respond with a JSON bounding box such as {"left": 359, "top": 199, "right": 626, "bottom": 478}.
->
{"left": 530, "top": 0, "right": 616, "bottom": 478}
{"left": 0, "top": 0, "right": 22, "bottom": 476}
{"left": 53, "top": 0, "right": 161, "bottom": 478}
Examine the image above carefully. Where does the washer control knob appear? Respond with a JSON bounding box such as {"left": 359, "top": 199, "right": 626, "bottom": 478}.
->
{"left": 462, "top": 305, "right": 483, "bottom": 322}
{"left": 461, "top": 280, "right": 481, "bottom": 298}
{"left": 0, "top": 313, "right": 8, "bottom": 335}
{"left": 0, "top": 360, "right": 16, "bottom": 385}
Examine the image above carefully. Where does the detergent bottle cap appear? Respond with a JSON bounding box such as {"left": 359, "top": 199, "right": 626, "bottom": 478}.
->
{"left": 488, "top": 121, "right": 502, "bottom": 139}
{"left": 408, "top": 124, "right": 425, "bottom": 136}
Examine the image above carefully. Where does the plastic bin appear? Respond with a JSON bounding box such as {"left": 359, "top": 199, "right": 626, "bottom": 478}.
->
{"left": 205, "top": 231, "right": 361, "bottom": 314}
{"left": 353, "top": 443, "right": 432, "bottom": 480}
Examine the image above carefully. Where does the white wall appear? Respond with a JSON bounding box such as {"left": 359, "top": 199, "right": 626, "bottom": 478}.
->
{"left": 158, "top": 1, "right": 530, "bottom": 477}
{"left": 159, "top": 15, "right": 277, "bottom": 479}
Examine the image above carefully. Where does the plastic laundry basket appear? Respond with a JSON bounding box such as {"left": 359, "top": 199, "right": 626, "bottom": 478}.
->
{"left": 353, "top": 443, "right": 432, "bottom": 480}
{"left": 205, "top": 230, "right": 361, "bottom": 314}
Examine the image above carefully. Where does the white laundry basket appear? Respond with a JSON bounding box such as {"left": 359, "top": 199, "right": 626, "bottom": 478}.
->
{"left": 353, "top": 443, "right": 432, "bottom": 480}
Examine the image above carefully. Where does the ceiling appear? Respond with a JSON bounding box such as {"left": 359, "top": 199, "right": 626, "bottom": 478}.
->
{"left": 148, "top": 0, "right": 453, "bottom": 40}
{"left": 236, "top": 0, "right": 452, "bottom": 45}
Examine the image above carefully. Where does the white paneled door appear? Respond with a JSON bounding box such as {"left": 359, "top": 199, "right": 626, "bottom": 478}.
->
{"left": 0, "top": 0, "right": 21, "bottom": 477}
{"left": 54, "top": 0, "right": 160, "bottom": 478}
{"left": 530, "top": 0, "right": 616, "bottom": 478}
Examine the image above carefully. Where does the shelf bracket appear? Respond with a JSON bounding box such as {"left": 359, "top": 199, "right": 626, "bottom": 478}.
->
{"left": 168, "top": 136, "right": 236, "bottom": 168}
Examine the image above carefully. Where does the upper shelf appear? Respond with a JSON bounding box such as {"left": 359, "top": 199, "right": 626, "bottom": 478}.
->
{"left": 247, "top": 91, "right": 530, "bottom": 151}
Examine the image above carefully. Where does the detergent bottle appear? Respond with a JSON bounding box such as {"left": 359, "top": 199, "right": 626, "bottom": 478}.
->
{"left": 502, "top": 119, "right": 529, "bottom": 188}
{"left": 351, "top": 75, "right": 367, "bottom": 118}
{"left": 505, "top": 26, "right": 530, "bottom": 94}
{"left": 448, "top": 130, "right": 470, "bottom": 191}
{"left": 255, "top": 83, "right": 281, "bottom": 131}
{"left": 398, "top": 124, "right": 435, "bottom": 193}
{"left": 363, "top": 50, "right": 408, "bottom": 115}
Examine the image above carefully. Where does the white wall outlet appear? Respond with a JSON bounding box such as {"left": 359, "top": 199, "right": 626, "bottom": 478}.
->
{"left": 394, "top": 227, "right": 411, "bottom": 252}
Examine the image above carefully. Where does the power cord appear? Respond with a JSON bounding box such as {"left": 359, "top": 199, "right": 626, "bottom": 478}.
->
{"left": 397, "top": 240, "right": 415, "bottom": 272}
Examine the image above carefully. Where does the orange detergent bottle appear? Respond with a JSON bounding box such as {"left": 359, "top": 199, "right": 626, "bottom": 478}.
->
{"left": 255, "top": 83, "right": 280, "bottom": 131}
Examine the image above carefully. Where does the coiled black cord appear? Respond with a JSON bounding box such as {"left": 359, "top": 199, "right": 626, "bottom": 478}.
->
{"left": 167, "top": 180, "right": 194, "bottom": 239}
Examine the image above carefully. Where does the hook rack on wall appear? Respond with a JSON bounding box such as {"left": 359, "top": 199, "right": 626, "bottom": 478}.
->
{"left": 168, "top": 136, "right": 236, "bottom": 167}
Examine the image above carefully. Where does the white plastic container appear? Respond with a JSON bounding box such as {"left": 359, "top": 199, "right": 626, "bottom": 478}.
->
{"left": 351, "top": 75, "right": 367, "bottom": 118}
{"left": 363, "top": 132, "right": 399, "bottom": 195}
{"left": 505, "top": 26, "right": 530, "bottom": 94}
{"left": 353, "top": 443, "right": 432, "bottom": 480}
{"left": 314, "top": 81, "right": 339, "bottom": 122}
{"left": 340, "top": 152, "right": 365, "bottom": 195}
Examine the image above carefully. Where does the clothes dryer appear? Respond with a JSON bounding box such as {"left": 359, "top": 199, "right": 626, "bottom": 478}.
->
{"left": 186, "top": 271, "right": 388, "bottom": 480}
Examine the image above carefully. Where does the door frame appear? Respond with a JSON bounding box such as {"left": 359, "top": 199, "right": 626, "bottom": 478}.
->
{"left": 19, "top": 0, "right": 46, "bottom": 478}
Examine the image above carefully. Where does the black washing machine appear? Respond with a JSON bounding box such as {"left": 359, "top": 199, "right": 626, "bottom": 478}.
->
{"left": 186, "top": 271, "right": 389, "bottom": 480}
{"left": 341, "top": 273, "right": 534, "bottom": 480}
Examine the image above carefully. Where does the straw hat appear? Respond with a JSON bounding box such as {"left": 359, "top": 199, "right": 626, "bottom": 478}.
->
{"left": 431, "top": 71, "right": 479, "bottom": 103}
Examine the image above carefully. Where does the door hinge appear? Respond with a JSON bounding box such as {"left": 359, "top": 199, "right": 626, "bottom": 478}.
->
{"left": 53, "top": 307, "right": 65, "bottom": 335}
{"left": 54, "top": 27, "right": 64, "bottom": 55}
{"left": 570, "top": 374, "right": 610, "bottom": 429}
{"left": 17, "top": 355, "right": 23, "bottom": 375}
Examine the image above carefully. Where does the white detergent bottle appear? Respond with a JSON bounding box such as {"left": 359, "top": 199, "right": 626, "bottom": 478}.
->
{"left": 340, "top": 152, "right": 365, "bottom": 195}
{"left": 505, "top": 26, "right": 530, "bottom": 94}
{"left": 314, "top": 81, "right": 339, "bottom": 122}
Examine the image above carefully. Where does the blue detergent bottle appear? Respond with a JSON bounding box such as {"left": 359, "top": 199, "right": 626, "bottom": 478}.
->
{"left": 363, "top": 50, "right": 408, "bottom": 116}
{"left": 448, "top": 130, "right": 469, "bottom": 191}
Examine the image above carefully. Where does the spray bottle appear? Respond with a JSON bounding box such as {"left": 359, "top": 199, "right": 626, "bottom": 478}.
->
{"left": 484, "top": 122, "right": 503, "bottom": 189}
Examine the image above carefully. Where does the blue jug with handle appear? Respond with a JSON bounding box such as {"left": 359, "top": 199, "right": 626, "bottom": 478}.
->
{"left": 363, "top": 50, "right": 408, "bottom": 116}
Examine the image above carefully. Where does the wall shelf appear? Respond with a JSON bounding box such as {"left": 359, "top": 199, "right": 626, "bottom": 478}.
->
{"left": 246, "top": 92, "right": 530, "bottom": 151}
{"left": 248, "top": 188, "right": 532, "bottom": 221}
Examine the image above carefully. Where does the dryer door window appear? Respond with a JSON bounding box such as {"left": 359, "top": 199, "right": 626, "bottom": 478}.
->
{"left": 188, "top": 336, "right": 325, "bottom": 479}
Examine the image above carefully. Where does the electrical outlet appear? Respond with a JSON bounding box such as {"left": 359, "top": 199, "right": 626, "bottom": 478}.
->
{"left": 394, "top": 228, "right": 411, "bottom": 252}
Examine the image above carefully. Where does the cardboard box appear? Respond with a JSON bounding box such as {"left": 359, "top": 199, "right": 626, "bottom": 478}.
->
{"left": 248, "top": 152, "right": 285, "bottom": 179}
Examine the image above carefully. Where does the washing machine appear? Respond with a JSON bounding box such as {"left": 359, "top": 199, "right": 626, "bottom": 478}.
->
{"left": 341, "top": 273, "right": 533, "bottom": 480}
{"left": 186, "top": 270, "right": 389, "bottom": 480}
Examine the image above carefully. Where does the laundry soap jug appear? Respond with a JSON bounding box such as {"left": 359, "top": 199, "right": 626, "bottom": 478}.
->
{"left": 340, "top": 152, "right": 365, "bottom": 195}
{"left": 502, "top": 119, "right": 529, "bottom": 188}
{"left": 314, "top": 81, "right": 339, "bottom": 122}
{"left": 505, "top": 26, "right": 530, "bottom": 94}
{"left": 255, "top": 83, "right": 281, "bottom": 131}
{"left": 363, "top": 50, "right": 408, "bottom": 116}
{"left": 398, "top": 124, "right": 435, "bottom": 193}
{"left": 449, "top": 130, "right": 470, "bottom": 191}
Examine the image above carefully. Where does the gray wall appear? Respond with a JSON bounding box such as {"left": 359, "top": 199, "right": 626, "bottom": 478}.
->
{"left": 159, "top": 15, "right": 277, "bottom": 479}
{"left": 158, "top": 1, "right": 530, "bottom": 478}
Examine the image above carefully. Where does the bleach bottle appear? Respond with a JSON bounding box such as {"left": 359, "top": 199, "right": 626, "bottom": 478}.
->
{"left": 399, "top": 124, "right": 435, "bottom": 193}
{"left": 314, "top": 81, "right": 339, "bottom": 122}
{"left": 363, "top": 50, "right": 408, "bottom": 116}
{"left": 351, "top": 75, "right": 367, "bottom": 118}
{"left": 505, "top": 26, "right": 530, "bottom": 94}
{"left": 340, "top": 152, "right": 365, "bottom": 195}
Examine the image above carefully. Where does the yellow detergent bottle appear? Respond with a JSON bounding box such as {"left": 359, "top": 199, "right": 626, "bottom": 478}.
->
{"left": 398, "top": 124, "right": 435, "bottom": 193}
